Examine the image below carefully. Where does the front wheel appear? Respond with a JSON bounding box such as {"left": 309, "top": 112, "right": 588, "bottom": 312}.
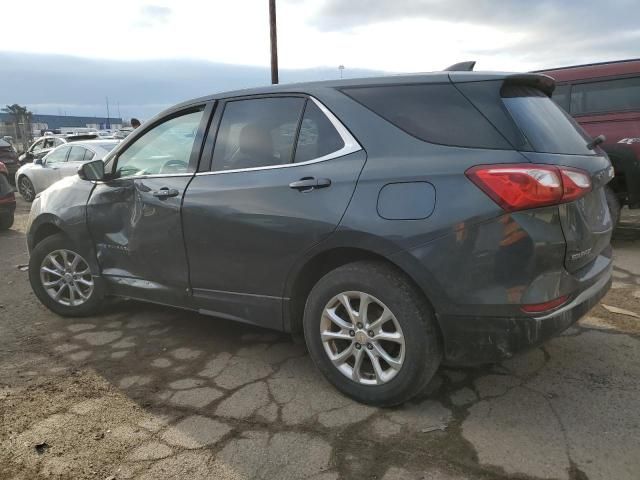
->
{"left": 29, "top": 233, "right": 106, "bottom": 317}
{"left": 18, "top": 175, "right": 36, "bottom": 202}
{"left": 303, "top": 261, "right": 441, "bottom": 406}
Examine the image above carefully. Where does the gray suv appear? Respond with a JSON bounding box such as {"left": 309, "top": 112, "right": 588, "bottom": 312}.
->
{"left": 26, "top": 71, "right": 613, "bottom": 406}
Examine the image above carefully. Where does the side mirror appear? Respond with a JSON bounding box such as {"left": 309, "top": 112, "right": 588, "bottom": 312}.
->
{"left": 34, "top": 158, "right": 43, "bottom": 165}
{"left": 78, "top": 160, "right": 105, "bottom": 181}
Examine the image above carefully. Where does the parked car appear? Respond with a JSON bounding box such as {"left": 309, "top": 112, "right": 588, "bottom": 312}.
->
{"left": 537, "top": 59, "right": 640, "bottom": 225}
{"left": 19, "top": 133, "right": 101, "bottom": 166}
{"left": 0, "top": 139, "right": 20, "bottom": 184}
{"left": 112, "top": 127, "right": 134, "bottom": 139}
{"left": 0, "top": 161, "right": 16, "bottom": 230}
{"left": 16, "top": 140, "right": 119, "bottom": 202}
{"left": 97, "top": 130, "right": 115, "bottom": 139}
{"left": 26, "top": 71, "right": 613, "bottom": 406}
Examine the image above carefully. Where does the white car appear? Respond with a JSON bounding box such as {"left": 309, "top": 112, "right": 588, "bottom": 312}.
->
{"left": 16, "top": 140, "right": 119, "bottom": 202}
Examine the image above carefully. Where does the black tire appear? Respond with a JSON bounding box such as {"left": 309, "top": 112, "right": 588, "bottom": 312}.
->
{"left": 0, "top": 213, "right": 14, "bottom": 230}
{"left": 303, "top": 260, "right": 441, "bottom": 406}
{"left": 29, "top": 233, "right": 106, "bottom": 317}
{"left": 605, "top": 186, "right": 621, "bottom": 227}
{"left": 18, "top": 175, "right": 36, "bottom": 202}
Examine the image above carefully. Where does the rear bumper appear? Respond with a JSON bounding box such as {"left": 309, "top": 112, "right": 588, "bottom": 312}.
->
{"left": 439, "top": 261, "right": 612, "bottom": 365}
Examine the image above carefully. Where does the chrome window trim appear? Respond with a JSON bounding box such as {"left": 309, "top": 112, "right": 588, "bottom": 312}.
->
{"left": 95, "top": 172, "right": 193, "bottom": 183}
{"left": 196, "top": 96, "right": 362, "bottom": 176}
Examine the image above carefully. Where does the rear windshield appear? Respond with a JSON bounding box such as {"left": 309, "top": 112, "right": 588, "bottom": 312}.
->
{"left": 501, "top": 85, "right": 594, "bottom": 155}
{"left": 341, "top": 83, "right": 511, "bottom": 149}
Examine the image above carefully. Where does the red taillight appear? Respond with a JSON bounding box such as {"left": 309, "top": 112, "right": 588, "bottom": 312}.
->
{"left": 521, "top": 295, "right": 569, "bottom": 314}
{"left": 559, "top": 167, "right": 591, "bottom": 202}
{"left": 466, "top": 164, "right": 591, "bottom": 212}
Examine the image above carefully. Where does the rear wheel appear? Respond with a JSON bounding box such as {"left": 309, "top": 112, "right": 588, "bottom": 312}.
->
{"left": 303, "top": 261, "right": 441, "bottom": 406}
{"left": 29, "top": 233, "right": 105, "bottom": 317}
{"left": 605, "top": 186, "right": 621, "bottom": 227}
{"left": 18, "top": 175, "right": 36, "bottom": 202}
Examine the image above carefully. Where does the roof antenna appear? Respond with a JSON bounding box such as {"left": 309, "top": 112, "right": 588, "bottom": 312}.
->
{"left": 444, "top": 61, "right": 476, "bottom": 72}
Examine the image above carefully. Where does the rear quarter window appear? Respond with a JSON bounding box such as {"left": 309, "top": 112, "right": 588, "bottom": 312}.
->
{"left": 341, "top": 83, "right": 511, "bottom": 149}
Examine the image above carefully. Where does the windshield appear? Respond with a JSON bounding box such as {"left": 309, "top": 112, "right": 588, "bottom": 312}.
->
{"left": 502, "top": 85, "right": 594, "bottom": 155}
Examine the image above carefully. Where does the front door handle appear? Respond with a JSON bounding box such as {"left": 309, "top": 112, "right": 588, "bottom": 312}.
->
{"left": 152, "top": 187, "right": 180, "bottom": 199}
{"left": 289, "top": 177, "right": 332, "bottom": 192}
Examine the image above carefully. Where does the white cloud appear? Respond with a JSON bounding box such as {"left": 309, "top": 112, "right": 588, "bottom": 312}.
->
{"left": 0, "top": 0, "right": 638, "bottom": 73}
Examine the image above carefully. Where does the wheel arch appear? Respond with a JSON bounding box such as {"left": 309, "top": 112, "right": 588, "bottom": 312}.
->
{"left": 283, "top": 245, "right": 441, "bottom": 340}
{"left": 29, "top": 217, "right": 66, "bottom": 251}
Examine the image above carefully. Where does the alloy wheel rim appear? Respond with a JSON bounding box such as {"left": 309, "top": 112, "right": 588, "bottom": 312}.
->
{"left": 320, "top": 291, "right": 405, "bottom": 385}
{"left": 20, "top": 177, "right": 34, "bottom": 199}
{"left": 40, "top": 249, "right": 94, "bottom": 307}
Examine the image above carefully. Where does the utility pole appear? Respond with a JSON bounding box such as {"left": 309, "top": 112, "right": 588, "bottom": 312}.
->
{"left": 105, "top": 96, "right": 111, "bottom": 129}
{"left": 269, "top": 0, "right": 279, "bottom": 84}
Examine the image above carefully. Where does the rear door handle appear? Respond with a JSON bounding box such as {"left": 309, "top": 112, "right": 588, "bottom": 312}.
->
{"left": 152, "top": 187, "right": 180, "bottom": 199}
{"left": 289, "top": 177, "right": 331, "bottom": 191}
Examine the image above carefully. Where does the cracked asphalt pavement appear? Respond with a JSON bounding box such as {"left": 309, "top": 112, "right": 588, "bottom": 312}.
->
{"left": 1, "top": 198, "right": 639, "bottom": 480}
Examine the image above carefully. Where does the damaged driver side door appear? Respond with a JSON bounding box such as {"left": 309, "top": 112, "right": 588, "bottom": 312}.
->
{"left": 87, "top": 105, "right": 210, "bottom": 304}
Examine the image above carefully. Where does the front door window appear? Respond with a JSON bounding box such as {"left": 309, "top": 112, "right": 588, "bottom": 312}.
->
{"left": 114, "top": 110, "right": 203, "bottom": 177}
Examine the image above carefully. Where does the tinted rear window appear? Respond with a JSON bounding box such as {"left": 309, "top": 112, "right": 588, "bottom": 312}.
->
{"left": 341, "top": 83, "right": 511, "bottom": 149}
{"left": 570, "top": 76, "right": 640, "bottom": 115}
{"left": 501, "top": 85, "right": 593, "bottom": 155}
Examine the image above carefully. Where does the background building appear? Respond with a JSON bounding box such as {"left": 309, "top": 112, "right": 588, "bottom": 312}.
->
{"left": 0, "top": 113, "right": 122, "bottom": 137}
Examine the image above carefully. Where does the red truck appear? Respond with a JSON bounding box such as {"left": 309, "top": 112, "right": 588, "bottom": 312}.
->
{"left": 537, "top": 59, "right": 640, "bottom": 224}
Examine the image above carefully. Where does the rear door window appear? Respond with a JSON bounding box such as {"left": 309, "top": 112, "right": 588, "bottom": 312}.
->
{"left": 211, "top": 97, "right": 305, "bottom": 171}
{"left": 502, "top": 85, "right": 593, "bottom": 155}
{"left": 570, "top": 77, "right": 640, "bottom": 115}
{"left": 341, "top": 83, "right": 511, "bottom": 149}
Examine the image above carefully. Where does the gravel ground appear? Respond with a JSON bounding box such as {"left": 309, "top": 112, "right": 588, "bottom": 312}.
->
{"left": 1, "top": 197, "right": 639, "bottom": 480}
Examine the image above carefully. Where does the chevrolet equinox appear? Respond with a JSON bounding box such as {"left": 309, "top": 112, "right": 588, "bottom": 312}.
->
{"left": 26, "top": 71, "right": 614, "bottom": 406}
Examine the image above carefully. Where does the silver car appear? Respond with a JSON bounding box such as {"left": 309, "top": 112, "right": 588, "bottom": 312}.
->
{"left": 16, "top": 140, "right": 119, "bottom": 201}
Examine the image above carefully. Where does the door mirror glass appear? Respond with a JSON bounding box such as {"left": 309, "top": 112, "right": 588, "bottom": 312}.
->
{"left": 34, "top": 158, "right": 43, "bottom": 165}
{"left": 78, "top": 159, "right": 105, "bottom": 181}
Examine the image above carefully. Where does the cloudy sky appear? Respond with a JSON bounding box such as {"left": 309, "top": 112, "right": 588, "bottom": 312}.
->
{"left": 1, "top": 0, "right": 638, "bottom": 119}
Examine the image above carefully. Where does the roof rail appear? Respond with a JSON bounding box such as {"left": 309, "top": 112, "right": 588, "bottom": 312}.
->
{"left": 445, "top": 61, "right": 476, "bottom": 72}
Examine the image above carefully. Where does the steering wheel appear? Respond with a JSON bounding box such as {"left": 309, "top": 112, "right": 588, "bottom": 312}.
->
{"left": 160, "top": 159, "right": 188, "bottom": 174}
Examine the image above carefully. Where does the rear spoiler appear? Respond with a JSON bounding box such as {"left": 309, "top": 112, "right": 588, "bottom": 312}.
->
{"left": 502, "top": 73, "right": 556, "bottom": 96}
{"left": 65, "top": 134, "right": 99, "bottom": 142}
